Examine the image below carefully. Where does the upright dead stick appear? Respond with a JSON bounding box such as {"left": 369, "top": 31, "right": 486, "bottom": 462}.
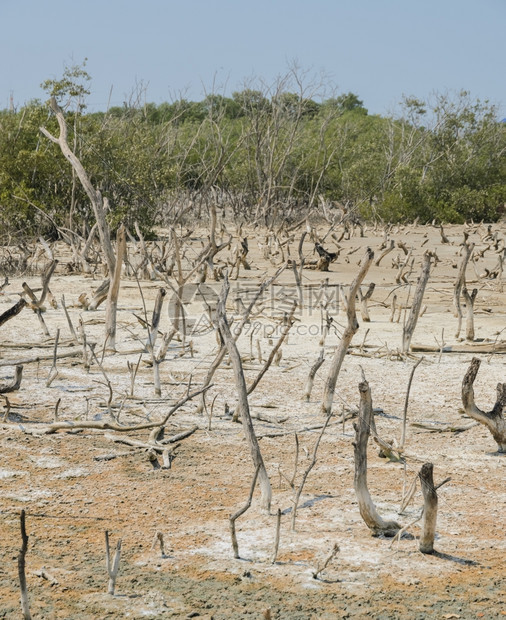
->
{"left": 247, "top": 302, "right": 297, "bottom": 394}
{"left": 399, "top": 357, "right": 424, "bottom": 450}
{"left": 105, "top": 531, "right": 122, "bottom": 595}
{"left": 291, "top": 414, "right": 332, "bottom": 531}
{"left": 401, "top": 252, "right": 432, "bottom": 354}
{"left": 229, "top": 464, "right": 260, "bottom": 559}
{"left": 462, "top": 287, "right": 478, "bottom": 341}
{"left": 216, "top": 274, "right": 272, "bottom": 511}
{"left": 104, "top": 224, "right": 126, "bottom": 350}
{"left": 46, "top": 328, "right": 60, "bottom": 387}
{"left": 321, "top": 248, "right": 374, "bottom": 415}
{"left": 353, "top": 379, "right": 400, "bottom": 536}
{"left": 303, "top": 349, "right": 325, "bottom": 401}
{"left": 418, "top": 463, "right": 437, "bottom": 554}
{"left": 18, "top": 510, "right": 31, "bottom": 620}
{"left": 271, "top": 508, "right": 282, "bottom": 564}
{"left": 461, "top": 357, "right": 506, "bottom": 452}
{"left": 454, "top": 243, "right": 474, "bottom": 338}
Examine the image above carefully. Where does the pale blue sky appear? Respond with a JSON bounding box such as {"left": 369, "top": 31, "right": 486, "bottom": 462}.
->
{"left": 1, "top": 0, "right": 505, "bottom": 117}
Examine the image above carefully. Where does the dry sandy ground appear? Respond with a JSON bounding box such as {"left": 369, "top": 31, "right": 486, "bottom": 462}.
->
{"left": 1, "top": 222, "right": 505, "bottom": 619}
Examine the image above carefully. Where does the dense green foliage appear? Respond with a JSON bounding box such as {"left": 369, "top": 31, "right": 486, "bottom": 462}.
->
{"left": 1, "top": 69, "right": 505, "bottom": 237}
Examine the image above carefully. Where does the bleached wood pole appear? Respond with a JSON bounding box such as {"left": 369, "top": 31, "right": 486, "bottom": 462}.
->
{"left": 18, "top": 510, "right": 31, "bottom": 620}
{"left": 353, "top": 379, "right": 400, "bottom": 537}
{"left": 401, "top": 252, "right": 432, "bottom": 354}
{"left": 461, "top": 357, "right": 506, "bottom": 452}
{"left": 216, "top": 274, "right": 272, "bottom": 511}
{"left": 321, "top": 248, "right": 374, "bottom": 415}
{"left": 271, "top": 508, "right": 282, "bottom": 564}
{"left": 462, "top": 287, "right": 478, "bottom": 341}
{"left": 454, "top": 243, "right": 474, "bottom": 338}
{"left": 104, "top": 224, "right": 126, "bottom": 351}
{"left": 105, "top": 531, "right": 122, "bottom": 595}
{"left": 418, "top": 463, "right": 438, "bottom": 554}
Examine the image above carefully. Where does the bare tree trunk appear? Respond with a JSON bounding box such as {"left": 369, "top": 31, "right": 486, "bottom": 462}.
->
{"left": 462, "top": 287, "right": 478, "bottom": 341}
{"left": 461, "top": 357, "right": 506, "bottom": 452}
{"left": 401, "top": 252, "right": 432, "bottom": 354}
{"left": 18, "top": 510, "right": 31, "bottom": 620}
{"left": 303, "top": 349, "right": 325, "bottom": 401}
{"left": 454, "top": 243, "right": 474, "bottom": 338}
{"left": 321, "top": 248, "right": 374, "bottom": 415}
{"left": 418, "top": 463, "right": 437, "bottom": 554}
{"left": 104, "top": 225, "right": 126, "bottom": 351}
{"left": 358, "top": 282, "right": 375, "bottom": 323}
{"left": 216, "top": 275, "right": 272, "bottom": 511}
{"left": 353, "top": 379, "right": 400, "bottom": 537}
{"left": 0, "top": 365, "right": 23, "bottom": 394}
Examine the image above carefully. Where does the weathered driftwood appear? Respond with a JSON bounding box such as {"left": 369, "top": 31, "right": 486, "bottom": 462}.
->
{"left": 18, "top": 510, "right": 32, "bottom": 620}
{"left": 412, "top": 342, "right": 506, "bottom": 354}
{"left": 353, "top": 379, "right": 400, "bottom": 537}
{"left": 312, "top": 543, "right": 340, "bottom": 580}
{"left": 89, "top": 279, "right": 110, "bottom": 311}
{"left": 229, "top": 464, "right": 260, "bottom": 559}
{"left": 0, "top": 365, "right": 23, "bottom": 394}
{"left": 271, "top": 508, "right": 282, "bottom": 564}
{"left": 418, "top": 463, "right": 438, "bottom": 554}
{"left": 216, "top": 274, "right": 272, "bottom": 511}
{"left": 0, "top": 298, "right": 26, "bottom": 328}
{"left": 461, "top": 357, "right": 506, "bottom": 452}
{"left": 401, "top": 252, "right": 432, "bottom": 354}
{"left": 321, "top": 248, "right": 374, "bottom": 415}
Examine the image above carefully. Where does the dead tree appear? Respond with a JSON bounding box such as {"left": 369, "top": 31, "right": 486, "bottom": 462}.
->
{"left": 229, "top": 464, "right": 260, "bottom": 559}
{"left": 461, "top": 357, "right": 506, "bottom": 452}
{"left": 418, "top": 463, "right": 438, "bottom": 554}
{"left": 104, "top": 531, "right": 122, "bottom": 595}
{"left": 40, "top": 98, "right": 115, "bottom": 275}
{"left": 321, "top": 248, "right": 374, "bottom": 415}
{"left": 216, "top": 274, "right": 272, "bottom": 511}
{"left": 303, "top": 349, "right": 325, "bottom": 401}
{"left": 454, "top": 243, "right": 474, "bottom": 339}
{"left": 104, "top": 225, "right": 126, "bottom": 351}
{"left": 462, "top": 287, "right": 478, "bottom": 341}
{"left": 18, "top": 510, "right": 31, "bottom": 620}
{"left": 401, "top": 252, "right": 432, "bottom": 354}
{"left": 353, "top": 379, "right": 400, "bottom": 537}
{"left": 358, "top": 282, "right": 375, "bottom": 323}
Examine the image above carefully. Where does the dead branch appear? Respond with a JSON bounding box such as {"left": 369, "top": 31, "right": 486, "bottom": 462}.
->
{"left": 303, "top": 349, "right": 325, "bottom": 401}
{"left": 104, "top": 531, "right": 122, "bottom": 595}
{"left": 462, "top": 287, "right": 478, "bottom": 341}
{"left": 0, "top": 298, "right": 26, "bottom": 328}
{"left": 454, "top": 243, "right": 474, "bottom": 338}
{"left": 399, "top": 357, "right": 424, "bottom": 450}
